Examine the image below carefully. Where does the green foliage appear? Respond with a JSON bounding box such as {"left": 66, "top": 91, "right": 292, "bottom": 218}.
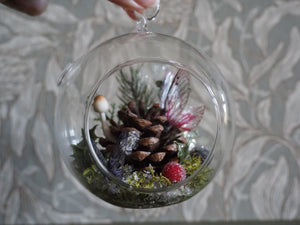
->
{"left": 107, "top": 103, "right": 116, "bottom": 121}
{"left": 182, "top": 155, "right": 202, "bottom": 176}
{"left": 182, "top": 155, "right": 212, "bottom": 189}
{"left": 189, "top": 167, "right": 211, "bottom": 189}
{"left": 72, "top": 123, "right": 212, "bottom": 197}
{"left": 71, "top": 126, "right": 97, "bottom": 173}
{"left": 176, "top": 141, "right": 189, "bottom": 163}
{"left": 125, "top": 165, "right": 171, "bottom": 189}
{"left": 83, "top": 164, "right": 98, "bottom": 184}
{"left": 117, "top": 67, "right": 157, "bottom": 110}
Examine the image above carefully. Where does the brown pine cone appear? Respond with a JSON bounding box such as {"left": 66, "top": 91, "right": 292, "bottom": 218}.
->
{"left": 99, "top": 101, "right": 185, "bottom": 172}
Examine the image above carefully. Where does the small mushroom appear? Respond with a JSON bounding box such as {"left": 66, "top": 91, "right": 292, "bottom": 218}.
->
{"left": 93, "top": 95, "right": 115, "bottom": 141}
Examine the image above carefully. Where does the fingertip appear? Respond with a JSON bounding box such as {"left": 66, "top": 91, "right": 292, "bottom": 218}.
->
{"left": 125, "top": 9, "right": 139, "bottom": 21}
{"left": 25, "top": 0, "right": 48, "bottom": 16}
{"left": 134, "top": 0, "right": 157, "bottom": 8}
{"left": 3, "top": 0, "right": 48, "bottom": 16}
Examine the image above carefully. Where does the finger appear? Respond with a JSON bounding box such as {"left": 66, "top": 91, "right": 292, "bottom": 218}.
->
{"left": 108, "top": 0, "right": 144, "bottom": 13}
{"left": 124, "top": 8, "right": 139, "bottom": 21}
{"left": 2, "top": 0, "right": 48, "bottom": 16}
{"left": 134, "top": 0, "right": 156, "bottom": 8}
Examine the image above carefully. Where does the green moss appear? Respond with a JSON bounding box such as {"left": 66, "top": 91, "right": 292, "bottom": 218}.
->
{"left": 182, "top": 155, "right": 212, "bottom": 189}
{"left": 125, "top": 165, "right": 171, "bottom": 189}
{"left": 71, "top": 127, "right": 96, "bottom": 172}
{"left": 182, "top": 155, "right": 202, "bottom": 176}
{"left": 82, "top": 165, "right": 98, "bottom": 184}
{"left": 70, "top": 121, "right": 211, "bottom": 207}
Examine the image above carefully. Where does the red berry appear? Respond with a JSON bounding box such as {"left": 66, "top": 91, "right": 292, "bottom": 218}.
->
{"left": 162, "top": 162, "right": 186, "bottom": 183}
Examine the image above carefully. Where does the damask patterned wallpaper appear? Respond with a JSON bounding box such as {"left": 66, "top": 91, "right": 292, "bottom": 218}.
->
{"left": 0, "top": 0, "right": 299, "bottom": 224}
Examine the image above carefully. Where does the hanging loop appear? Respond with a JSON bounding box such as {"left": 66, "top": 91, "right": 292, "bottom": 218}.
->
{"left": 135, "top": 0, "right": 160, "bottom": 32}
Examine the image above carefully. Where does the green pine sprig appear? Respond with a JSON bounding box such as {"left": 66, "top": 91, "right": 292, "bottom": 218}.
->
{"left": 117, "top": 67, "right": 157, "bottom": 110}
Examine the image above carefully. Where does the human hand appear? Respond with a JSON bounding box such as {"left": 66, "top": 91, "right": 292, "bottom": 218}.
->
{"left": 109, "top": 0, "right": 157, "bottom": 20}
{"left": 0, "top": 0, "right": 48, "bottom": 16}
{"left": 0, "top": 0, "right": 157, "bottom": 19}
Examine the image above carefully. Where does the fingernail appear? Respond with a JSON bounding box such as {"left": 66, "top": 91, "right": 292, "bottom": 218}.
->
{"left": 134, "top": 0, "right": 157, "bottom": 8}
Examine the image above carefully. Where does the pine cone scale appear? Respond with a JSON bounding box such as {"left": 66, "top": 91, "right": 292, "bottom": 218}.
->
{"left": 138, "top": 137, "right": 159, "bottom": 151}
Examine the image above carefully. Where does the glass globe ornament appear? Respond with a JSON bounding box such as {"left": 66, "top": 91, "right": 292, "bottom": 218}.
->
{"left": 54, "top": 4, "right": 235, "bottom": 208}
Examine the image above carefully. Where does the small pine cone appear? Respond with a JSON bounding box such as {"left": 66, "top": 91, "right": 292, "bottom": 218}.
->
{"left": 108, "top": 101, "right": 189, "bottom": 172}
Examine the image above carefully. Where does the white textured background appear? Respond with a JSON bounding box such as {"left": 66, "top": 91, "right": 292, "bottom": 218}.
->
{"left": 0, "top": 0, "right": 300, "bottom": 223}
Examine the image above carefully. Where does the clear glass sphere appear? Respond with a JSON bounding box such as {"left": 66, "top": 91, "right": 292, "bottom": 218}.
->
{"left": 54, "top": 32, "right": 235, "bottom": 208}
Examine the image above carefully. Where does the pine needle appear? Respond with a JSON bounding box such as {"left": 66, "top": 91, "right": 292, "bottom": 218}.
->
{"left": 117, "top": 67, "right": 157, "bottom": 110}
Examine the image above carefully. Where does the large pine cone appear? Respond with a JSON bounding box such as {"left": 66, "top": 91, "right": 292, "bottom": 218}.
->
{"left": 99, "top": 101, "right": 187, "bottom": 171}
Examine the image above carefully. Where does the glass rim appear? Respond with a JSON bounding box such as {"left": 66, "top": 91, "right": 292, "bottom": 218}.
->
{"left": 83, "top": 57, "right": 221, "bottom": 194}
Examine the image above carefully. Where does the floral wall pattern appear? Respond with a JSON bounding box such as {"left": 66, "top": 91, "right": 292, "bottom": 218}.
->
{"left": 0, "top": 0, "right": 299, "bottom": 223}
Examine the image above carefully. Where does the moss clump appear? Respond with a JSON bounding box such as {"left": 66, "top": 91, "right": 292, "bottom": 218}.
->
{"left": 182, "top": 155, "right": 202, "bottom": 176}
{"left": 182, "top": 154, "right": 212, "bottom": 189}
{"left": 125, "top": 165, "right": 171, "bottom": 189}
{"left": 83, "top": 165, "right": 99, "bottom": 185}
